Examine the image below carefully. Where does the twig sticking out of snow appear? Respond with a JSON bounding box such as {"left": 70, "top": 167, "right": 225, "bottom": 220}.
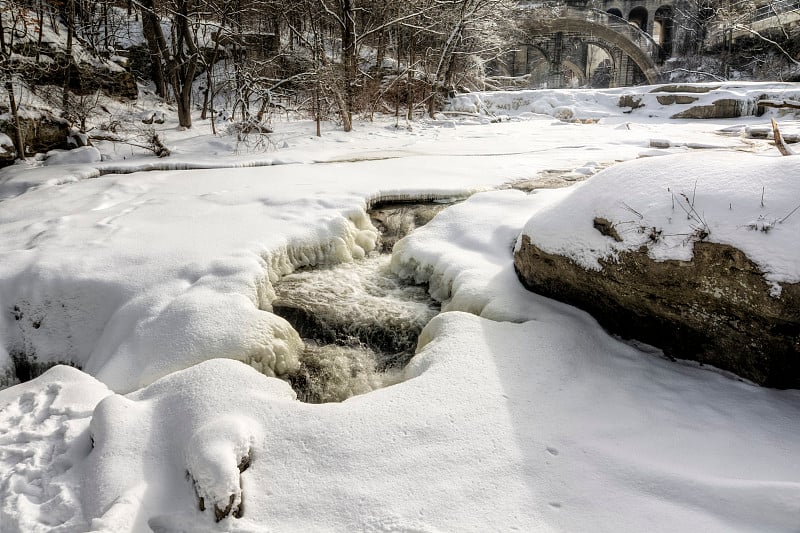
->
{"left": 780, "top": 203, "right": 800, "bottom": 224}
{"left": 771, "top": 118, "right": 795, "bottom": 156}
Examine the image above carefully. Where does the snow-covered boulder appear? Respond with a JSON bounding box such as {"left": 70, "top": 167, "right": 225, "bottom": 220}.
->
{"left": 44, "top": 146, "right": 102, "bottom": 166}
{"left": 84, "top": 359, "right": 294, "bottom": 528}
{"left": 0, "top": 133, "right": 15, "bottom": 166}
{"left": 514, "top": 152, "right": 800, "bottom": 388}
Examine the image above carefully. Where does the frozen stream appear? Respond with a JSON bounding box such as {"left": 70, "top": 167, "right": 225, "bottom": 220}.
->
{"left": 273, "top": 202, "right": 449, "bottom": 403}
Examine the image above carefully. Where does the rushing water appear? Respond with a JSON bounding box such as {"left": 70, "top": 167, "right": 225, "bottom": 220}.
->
{"left": 274, "top": 253, "right": 439, "bottom": 403}
{"left": 273, "top": 202, "right": 448, "bottom": 404}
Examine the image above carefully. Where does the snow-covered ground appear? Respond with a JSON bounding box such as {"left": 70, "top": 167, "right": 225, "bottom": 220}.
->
{"left": 1, "top": 85, "right": 799, "bottom": 532}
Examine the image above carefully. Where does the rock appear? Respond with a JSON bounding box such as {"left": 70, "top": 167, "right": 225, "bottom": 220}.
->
{"left": 671, "top": 98, "right": 754, "bottom": 119}
{"left": 649, "top": 139, "right": 672, "bottom": 148}
{"left": 0, "top": 135, "right": 15, "bottom": 166}
{"left": 514, "top": 235, "right": 800, "bottom": 388}
{"left": 35, "top": 56, "right": 138, "bottom": 100}
{"left": 651, "top": 84, "right": 720, "bottom": 94}
{"left": 0, "top": 114, "right": 70, "bottom": 154}
{"left": 656, "top": 94, "right": 699, "bottom": 105}
{"left": 68, "top": 130, "right": 91, "bottom": 147}
{"left": 618, "top": 95, "right": 644, "bottom": 110}
{"left": 592, "top": 217, "right": 622, "bottom": 242}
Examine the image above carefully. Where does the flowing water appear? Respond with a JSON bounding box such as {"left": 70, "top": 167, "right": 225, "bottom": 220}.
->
{"left": 273, "top": 202, "right": 450, "bottom": 404}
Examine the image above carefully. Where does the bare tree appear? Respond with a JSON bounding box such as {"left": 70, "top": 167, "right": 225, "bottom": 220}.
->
{"left": 1, "top": 0, "right": 31, "bottom": 159}
{"left": 140, "top": 0, "right": 199, "bottom": 127}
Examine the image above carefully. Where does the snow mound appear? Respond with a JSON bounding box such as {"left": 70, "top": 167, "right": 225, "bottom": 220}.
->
{"left": 44, "top": 147, "right": 102, "bottom": 166}
{"left": 85, "top": 359, "right": 292, "bottom": 529}
{"left": 519, "top": 151, "right": 800, "bottom": 290}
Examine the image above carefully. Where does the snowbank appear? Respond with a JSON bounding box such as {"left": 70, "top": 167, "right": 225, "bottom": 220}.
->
{"left": 391, "top": 189, "right": 575, "bottom": 321}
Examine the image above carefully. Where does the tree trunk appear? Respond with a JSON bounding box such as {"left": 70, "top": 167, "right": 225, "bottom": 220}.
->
{"left": 406, "top": 49, "right": 414, "bottom": 121}
{"left": 6, "top": 81, "right": 26, "bottom": 160}
{"left": 62, "top": 0, "right": 75, "bottom": 107}
{"left": 141, "top": 0, "right": 167, "bottom": 97}
{"left": 340, "top": 0, "right": 356, "bottom": 132}
{"left": 201, "top": 36, "right": 222, "bottom": 121}
{"left": 142, "top": 0, "right": 197, "bottom": 127}
{"left": 175, "top": 2, "right": 197, "bottom": 130}
{"left": 36, "top": 0, "right": 44, "bottom": 62}
{"left": 369, "top": 25, "right": 387, "bottom": 120}
{"left": 315, "top": 83, "right": 321, "bottom": 137}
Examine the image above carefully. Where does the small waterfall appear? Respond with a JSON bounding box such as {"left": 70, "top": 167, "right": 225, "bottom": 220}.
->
{"left": 273, "top": 202, "right": 450, "bottom": 403}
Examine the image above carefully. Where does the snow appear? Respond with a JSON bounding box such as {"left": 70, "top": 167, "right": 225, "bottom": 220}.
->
{"left": 392, "top": 188, "right": 574, "bottom": 321}
{"left": 44, "top": 147, "right": 102, "bottom": 166}
{"left": 0, "top": 366, "right": 111, "bottom": 532}
{"left": 1, "top": 84, "right": 799, "bottom": 532}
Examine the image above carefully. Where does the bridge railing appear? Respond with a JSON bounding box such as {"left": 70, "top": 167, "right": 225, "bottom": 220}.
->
{"left": 752, "top": 0, "right": 800, "bottom": 22}
{"left": 705, "top": 0, "right": 800, "bottom": 48}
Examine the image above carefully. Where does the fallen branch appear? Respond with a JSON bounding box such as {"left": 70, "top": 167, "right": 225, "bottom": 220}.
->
{"left": 771, "top": 118, "right": 795, "bottom": 156}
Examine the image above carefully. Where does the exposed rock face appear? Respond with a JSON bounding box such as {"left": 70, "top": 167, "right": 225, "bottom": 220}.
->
{"left": 514, "top": 235, "right": 800, "bottom": 388}
{"left": 650, "top": 84, "right": 720, "bottom": 94}
{"left": 670, "top": 98, "right": 754, "bottom": 119}
{"left": 69, "top": 62, "right": 137, "bottom": 100}
{"left": 8, "top": 38, "right": 138, "bottom": 100}
{"left": 30, "top": 58, "right": 138, "bottom": 100}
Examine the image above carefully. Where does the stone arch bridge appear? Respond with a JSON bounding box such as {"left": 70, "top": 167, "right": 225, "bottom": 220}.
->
{"left": 512, "top": 2, "right": 675, "bottom": 88}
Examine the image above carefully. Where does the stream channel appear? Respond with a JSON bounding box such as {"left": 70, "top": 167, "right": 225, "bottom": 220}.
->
{"left": 272, "top": 201, "right": 451, "bottom": 404}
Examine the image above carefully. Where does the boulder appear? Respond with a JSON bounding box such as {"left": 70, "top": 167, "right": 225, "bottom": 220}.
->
{"left": 44, "top": 146, "right": 101, "bottom": 166}
{"left": 0, "top": 134, "right": 15, "bottom": 166}
{"left": 514, "top": 235, "right": 800, "bottom": 388}
{"left": 0, "top": 114, "right": 70, "bottom": 154}
{"left": 618, "top": 95, "right": 644, "bottom": 110}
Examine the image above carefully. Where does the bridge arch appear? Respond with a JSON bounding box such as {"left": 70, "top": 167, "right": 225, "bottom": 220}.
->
{"left": 522, "top": 9, "right": 661, "bottom": 86}
{"left": 653, "top": 5, "right": 674, "bottom": 58}
{"left": 607, "top": 7, "right": 623, "bottom": 18}
{"left": 524, "top": 46, "right": 551, "bottom": 87}
{"left": 562, "top": 59, "right": 588, "bottom": 86}
{"left": 628, "top": 6, "right": 649, "bottom": 31}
